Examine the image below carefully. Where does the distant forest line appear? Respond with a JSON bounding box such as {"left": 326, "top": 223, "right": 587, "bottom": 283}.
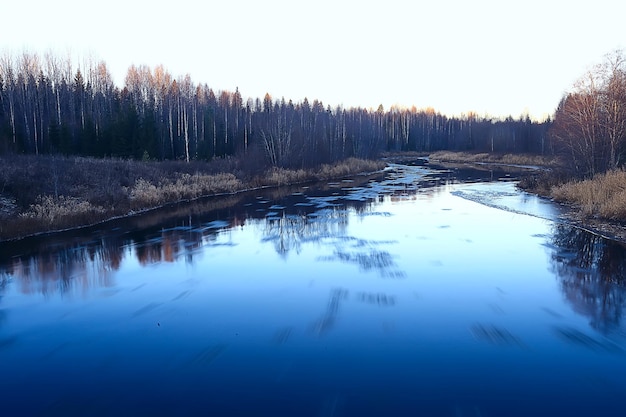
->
{"left": 0, "top": 52, "right": 553, "bottom": 168}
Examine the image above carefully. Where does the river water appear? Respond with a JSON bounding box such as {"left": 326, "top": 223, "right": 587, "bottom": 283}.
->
{"left": 1, "top": 161, "right": 626, "bottom": 416}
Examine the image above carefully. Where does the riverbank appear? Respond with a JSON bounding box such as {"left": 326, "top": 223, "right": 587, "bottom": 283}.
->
{"left": 520, "top": 169, "right": 626, "bottom": 243}
{"left": 427, "top": 150, "right": 560, "bottom": 169}
{"left": 426, "top": 151, "right": 626, "bottom": 244}
{"left": 0, "top": 155, "right": 385, "bottom": 242}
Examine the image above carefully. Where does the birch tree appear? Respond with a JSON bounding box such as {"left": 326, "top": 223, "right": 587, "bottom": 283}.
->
{"left": 600, "top": 51, "right": 626, "bottom": 169}
{"left": 0, "top": 53, "right": 17, "bottom": 145}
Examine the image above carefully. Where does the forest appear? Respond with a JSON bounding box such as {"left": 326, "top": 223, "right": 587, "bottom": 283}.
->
{"left": 0, "top": 52, "right": 552, "bottom": 168}
{"left": 3, "top": 49, "right": 626, "bottom": 240}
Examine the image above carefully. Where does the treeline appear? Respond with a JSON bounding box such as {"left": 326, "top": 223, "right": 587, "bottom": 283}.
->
{"left": 0, "top": 52, "right": 552, "bottom": 167}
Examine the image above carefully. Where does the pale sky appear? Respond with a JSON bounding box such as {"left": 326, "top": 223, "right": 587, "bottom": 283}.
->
{"left": 2, "top": 0, "right": 624, "bottom": 120}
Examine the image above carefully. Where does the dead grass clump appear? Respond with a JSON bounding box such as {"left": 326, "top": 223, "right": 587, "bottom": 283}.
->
{"left": 129, "top": 179, "right": 163, "bottom": 208}
{"left": 260, "top": 158, "right": 384, "bottom": 186}
{"left": 551, "top": 169, "right": 626, "bottom": 220}
{"left": 193, "top": 172, "right": 242, "bottom": 193}
{"left": 498, "top": 153, "right": 559, "bottom": 167}
{"left": 317, "top": 158, "right": 385, "bottom": 180}
{"left": 129, "top": 173, "right": 244, "bottom": 210}
{"left": 19, "top": 196, "right": 106, "bottom": 228}
{"left": 429, "top": 151, "right": 488, "bottom": 163}
{"left": 265, "top": 168, "right": 312, "bottom": 186}
{"left": 166, "top": 172, "right": 243, "bottom": 200}
{"left": 429, "top": 151, "right": 559, "bottom": 167}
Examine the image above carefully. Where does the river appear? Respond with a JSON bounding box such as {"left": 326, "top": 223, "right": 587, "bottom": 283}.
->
{"left": 1, "top": 161, "right": 625, "bottom": 416}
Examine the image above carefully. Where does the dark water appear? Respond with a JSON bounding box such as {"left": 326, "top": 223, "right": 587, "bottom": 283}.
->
{"left": 1, "top": 162, "right": 626, "bottom": 416}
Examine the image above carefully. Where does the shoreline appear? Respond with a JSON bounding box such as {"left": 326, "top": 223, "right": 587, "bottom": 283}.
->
{"left": 420, "top": 152, "right": 626, "bottom": 246}
{"left": 555, "top": 209, "right": 626, "bottom": 245}
{"left": 2, "top": 152, "right": 625, "bottom": 246}
{"left": 0, "top": 160, "right": 386, "bottom": 243}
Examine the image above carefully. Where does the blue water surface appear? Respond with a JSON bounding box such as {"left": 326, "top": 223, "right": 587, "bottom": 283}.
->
{"left": 1, "top": 163, "right": 625, "bottom": 416}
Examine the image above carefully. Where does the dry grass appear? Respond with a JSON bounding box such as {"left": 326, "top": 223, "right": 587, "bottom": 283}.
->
{"left": 264, "top": 168, "right": 312, "bottom": 186}
{"left": 257, "top": 158, "right": 385, "bottom": 187}
{"left": 317, "top": 158, "right": 386, "bottom": 180}
{"left": 129, "top": 173, "right": 243, "bottom": 210}
{"left": 429, "top": 151, "right": 559, "bottom": 167}
{"left": 551, "top": 169, "right": 626, "bottom": 220}
{"left": 19, "top": 196, "right": 107, "bottom": 227}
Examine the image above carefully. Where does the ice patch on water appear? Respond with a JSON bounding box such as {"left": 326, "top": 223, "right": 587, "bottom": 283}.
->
{"left": 450, "top": 182, "right": 563, "bottom": 222}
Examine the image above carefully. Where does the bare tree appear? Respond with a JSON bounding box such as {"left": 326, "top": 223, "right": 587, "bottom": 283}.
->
{"left": 600, "top": 50, "right": 626, "bottom": 169}
{"left": 0, "top": 53, "right": 17, "bottom": 145}
{"left": 551, "top": 50, "right": 626, "bottom": 176}
{"left": 259, "top": 95, "right": 293, "bottom": 167}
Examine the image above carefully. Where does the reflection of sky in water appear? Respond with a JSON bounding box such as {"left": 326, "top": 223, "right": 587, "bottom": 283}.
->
{"left": 1, "top": 165, "right": 626, "bottom": 416}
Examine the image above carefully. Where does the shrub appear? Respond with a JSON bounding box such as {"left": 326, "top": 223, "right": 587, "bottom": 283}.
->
{"left": 129, "top": 178, "right": 162, "bottom": 208}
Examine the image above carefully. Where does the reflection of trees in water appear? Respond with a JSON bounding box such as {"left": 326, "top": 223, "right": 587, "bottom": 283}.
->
{"left": 5, "top": 241, "right": 119, "bottom": 297}
{"left": 261, "top": 208, "right": 349, "bottom": 256}
{"left": 550, "top": 224, "right": 626, "bottom": 335}
{"left": 133, "top": 229, "right": 209, "bottom": 265}
{"left": 0, "top": 272, "right": 8, "bottom": 328}
{"left": 356, "top": 292, "right": 396, "bottom": 306}
{"left": 0, "top": 164, "right": 502, "bottom": 296}
{"left": 328, "top": 248, "right": 403, "bottom": 278}
{"left": 311, "top": 288, "right": 349, "bottom": 335}
{"left": 317, "top": 236, "right": 405, "bottom": 278}
{"left": 0, "top": 219, "right": 227, "bottom": 296}
{"left": 259, "top": 206, "right": 404, "bottom": 277}
{"left": 0, "top": 272, "right": 7, "bottom": 295}
{"left": 310, "top": 289, "right": 397, "bottom": 336}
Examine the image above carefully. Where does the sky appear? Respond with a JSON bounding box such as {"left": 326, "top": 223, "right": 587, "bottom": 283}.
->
{"left": 1, "top": 0, "right": 624, "bottom": 120}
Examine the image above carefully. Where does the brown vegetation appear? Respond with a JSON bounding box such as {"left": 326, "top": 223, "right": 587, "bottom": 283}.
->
{"left": 551, "top": 170, "right": 626, "bottom": 220}
{"left": 520, "top": 51, "right": 626, "bottom": 226}
{"left": 0, "top": 155, "right": 385, "bottom": 241}
{"left": 429, "top": 151, "right": 560, "bottom": 167}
